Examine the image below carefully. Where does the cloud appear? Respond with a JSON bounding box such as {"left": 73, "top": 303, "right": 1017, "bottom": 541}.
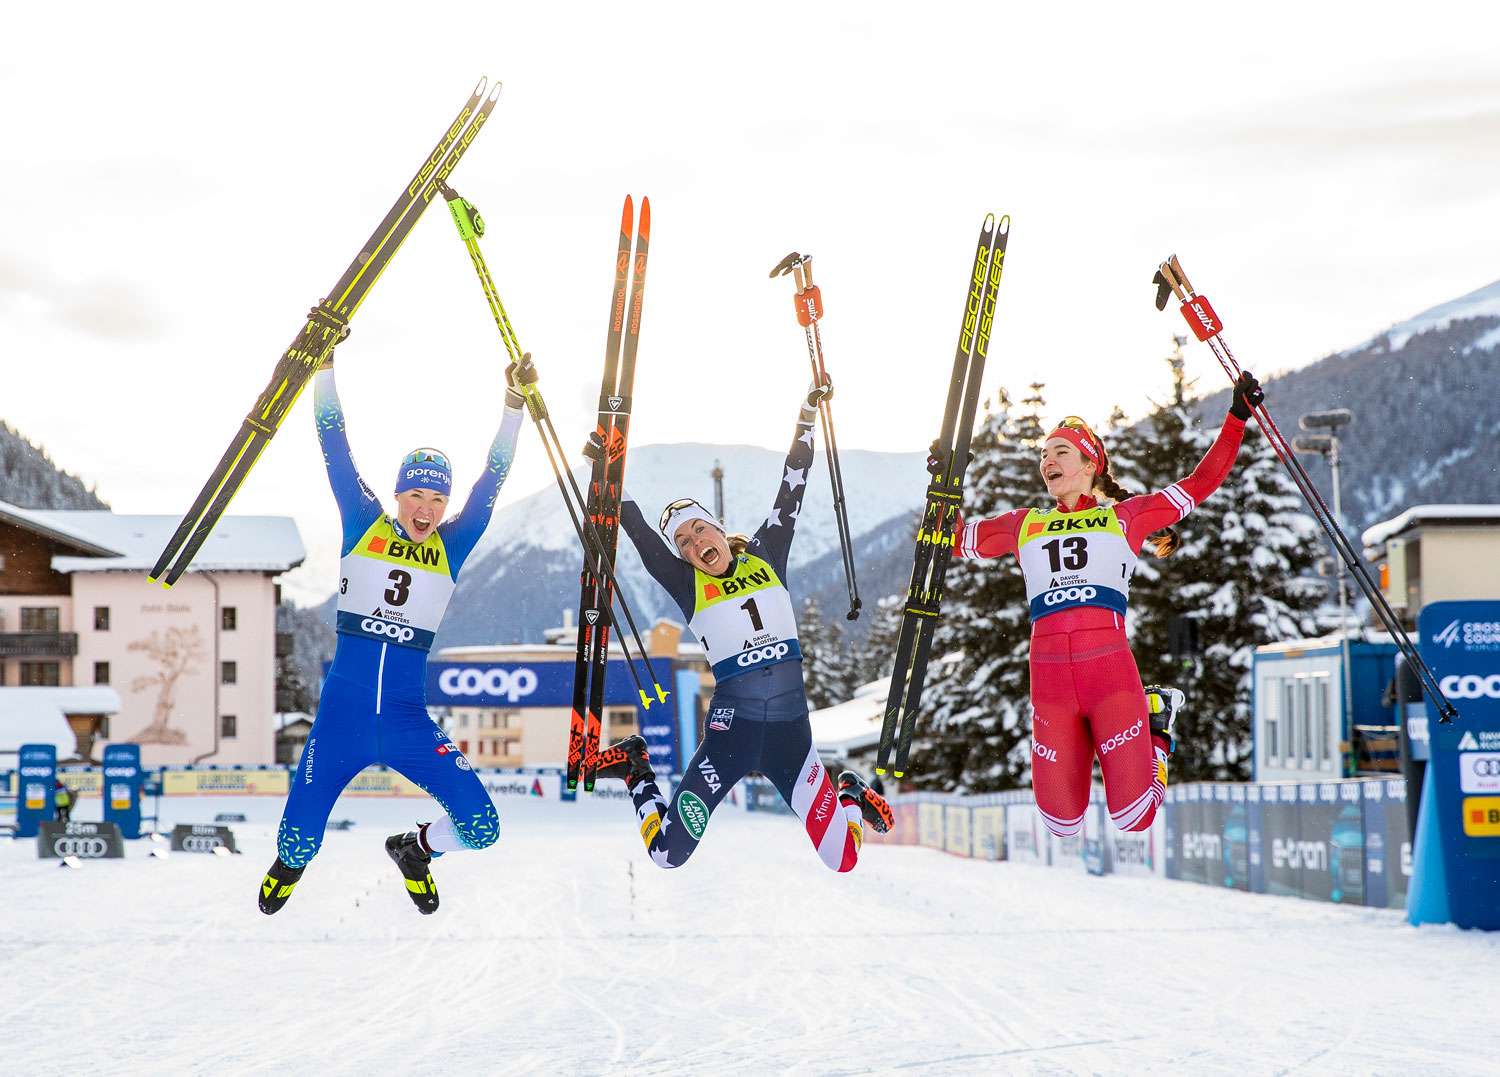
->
{"left": 0, "top": 248, "right": 164, "bottom": 342}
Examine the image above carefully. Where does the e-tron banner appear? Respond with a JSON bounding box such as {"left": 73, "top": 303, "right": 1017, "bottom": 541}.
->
{"left": 427, "top": 659, "right": 675, "bottom": 708}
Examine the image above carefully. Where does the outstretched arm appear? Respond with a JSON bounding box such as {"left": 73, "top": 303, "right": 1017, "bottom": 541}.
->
{"left": 440, "top": 401, "right": 526, "bottom": 574}
{"left": 1120, "top": 411, "right": 1247, "bottom": 544}
{"left": 620, "top": 491, "right": 696, "bottom": 615}
{"left": 313, "top": 368, "right": 382, "bottom": 554}
{"left": 748, "top": 392, "right": 821, "bottom": 577}
{"left": 953, "top": 508, "right": 1027, "bottom": 560}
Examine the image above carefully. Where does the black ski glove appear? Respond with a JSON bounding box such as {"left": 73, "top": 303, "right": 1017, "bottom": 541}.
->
{"left": 1229, "top": 370, "right": 1263, "bottom": 420}
{"left": 583, "top": 430, "right": 606, "bottom": 462}
{"left": 505, "top": 353, "right": 539, "bottom": 409}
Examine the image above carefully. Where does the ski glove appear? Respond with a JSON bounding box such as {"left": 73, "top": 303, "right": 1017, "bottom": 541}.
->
{"left": 803, "top": 376, "right": 834, "bottom": 413}
{"left": 1229, "top": 370, "right": 1264, "bottom": 420}
{"left": 583, "top": 430, "right": 606, "bottom": 462}
{"left": 505, "top": 353, "right": 539, "bottom": 409}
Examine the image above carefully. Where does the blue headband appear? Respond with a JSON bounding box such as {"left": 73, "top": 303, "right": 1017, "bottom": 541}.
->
{"left": 396, "top": 448, "right": 452, "bottom": 496}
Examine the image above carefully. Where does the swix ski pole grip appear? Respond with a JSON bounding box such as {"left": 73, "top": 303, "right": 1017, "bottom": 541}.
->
{"left": 1180, "top": 293, "right": 1223, "bottom": 341}
{"left": 794, "top": 285, "right": 822, "bottom": 327}
{"left": 1168, "top": 254, "right": 1193, "bottom": 295}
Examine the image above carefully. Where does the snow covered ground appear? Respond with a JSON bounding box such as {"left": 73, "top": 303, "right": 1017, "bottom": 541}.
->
{"left": 3, "top": 793, "right": 1496, "bottom": 1076}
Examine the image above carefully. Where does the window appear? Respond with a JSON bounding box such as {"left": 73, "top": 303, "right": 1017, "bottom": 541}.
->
{"left": 459, "top": 740, "right": 469, "bottom": 755}
{"left": 459, "top": 713, "right": 469, "bottom": 728}
{"left": 1264, "top": 712, "right": 1278, "bottom": 764}
{"left": 221, "top": 714, "right": 238, "bottom": 739}
{"left": 221, "top": 661, "right": 237, "bottom": 685}
{"left": 99, "top": 715, "right": 110, "bottom": 739}
{"left": 222, "top": 607, "right": 237, "bottom": 631}
{"left": 21, "top": 662, "right": 60, "bottom": 686}
{"left": 1317, "top": 679, "right": 1333, "bottom": 771}
{"left": 94, "top": 661, "right": 110, "bottom": 685}
{"left": 94, "top": 606, "right": 110, "bottom": 631}
{"left": 20, "top": 607, "right": 60, "bottom": 633}
{"left": 1300, "top": 681, "right": 1315, "bottom": 764}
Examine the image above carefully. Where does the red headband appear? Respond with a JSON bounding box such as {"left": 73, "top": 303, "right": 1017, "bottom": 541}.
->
{"left": 1046, "top": 426, "right": 1101, "bottom": 465}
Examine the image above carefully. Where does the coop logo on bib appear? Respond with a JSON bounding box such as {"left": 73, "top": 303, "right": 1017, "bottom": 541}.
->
{"left": 737, "top": 642, "right": 791, "bottom": 668}
{"left": 1043, "top": 586, "right": 1098, "bottom": 608}
{"left": 678, "top": 791, "right": 710, "bottom": 840}
{"left": 361, "top": 617, "right": 415, "bottom": 643}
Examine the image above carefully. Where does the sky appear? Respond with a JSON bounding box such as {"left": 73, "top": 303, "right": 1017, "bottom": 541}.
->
{"left": 4, "top": 1, "right": 1499, "bottom": 605}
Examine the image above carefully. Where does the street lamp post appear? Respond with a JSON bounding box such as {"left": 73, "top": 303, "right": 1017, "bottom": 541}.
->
{"left": 1294, "top": 409, "right": 1355, "bottom": 772}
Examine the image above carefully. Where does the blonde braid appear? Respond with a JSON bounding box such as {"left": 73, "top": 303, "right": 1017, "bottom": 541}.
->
{"left": 1092, "top": 444, "right": 1180, "bottom": 558}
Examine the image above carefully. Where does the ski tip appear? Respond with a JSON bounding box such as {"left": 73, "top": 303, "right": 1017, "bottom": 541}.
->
{"left": 996, "top": 214, "right": 1010, "bottom": 236}
{"left": 875, "top": 766, "right": 887, "bottom": 777}
{"left": 486, "top": 82, "right": 503, "bottom": 102}
{"left": 982, "top": 213, "right": 995, "bottom": 234}
{"left": 638, "top": 196, "right": 650, "bottom": 239}
{"left": 471, "top": 76, "right": 487, "bottom": 97}
{"left": 620, "top": 194, "right": 633, "bottom": 232}
{"left": 893, "top": 769, "right": 906, "bottom": 779}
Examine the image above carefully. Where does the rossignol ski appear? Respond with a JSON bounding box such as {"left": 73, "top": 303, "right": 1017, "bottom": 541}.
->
{"left": 149, "top": 79, "right": 503, "bottom": 588}
{"left": 1150, "top": 255, "right": 1458, "bottom": 722}
{"left": 878, "top": 214, "right": 1010, "bottom": 777}
{"left": 437, "top": 183, "right": 667, "bottom": 725}
{"left": 570, "top": 196, "right": 657, "bottom": 792}
{"left": 769, "top": 252, "right": 860, "bottom": 621}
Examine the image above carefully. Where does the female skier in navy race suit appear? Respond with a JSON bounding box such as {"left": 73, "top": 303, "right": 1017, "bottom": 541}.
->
{"left": 593, "top": 380, "right": 893, "bottom": 870}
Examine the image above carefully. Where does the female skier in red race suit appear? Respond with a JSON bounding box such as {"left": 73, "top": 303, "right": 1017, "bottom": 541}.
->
{"left": 953, "top": 371, "right": 1263, "bottom": 837}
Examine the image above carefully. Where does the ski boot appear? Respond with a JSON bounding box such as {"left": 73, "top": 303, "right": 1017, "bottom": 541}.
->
{"left": 594, "top": 734, "right": 655, "bottom": 788}
{"left": 1145, "top": 685, "right": 1185, "bottom": 787}
{"left": 385, "top": 831, "right": 439, "bottom": 915}
{"left": 837, "top": 770, "right": 893, "bottom": 834}
{"left": 258, "top": 857, "right": 305, "bottom": 916}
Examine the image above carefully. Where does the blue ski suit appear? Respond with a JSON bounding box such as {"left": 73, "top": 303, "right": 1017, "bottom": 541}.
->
{"left": 275, "top": 369, "right": 523, "bottom": 868}
{"left": 617, "top": 403, "right": 863, "bottom": 872}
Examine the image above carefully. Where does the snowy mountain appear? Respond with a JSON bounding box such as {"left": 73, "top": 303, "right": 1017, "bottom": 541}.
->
{"left": 427, "top": 441, "right": 929, "bottom": 648}
{"left": 0, "top": 421, "right": 109, "bottom": 510}
{"left": 1195, "top": 277, "right": 1500, "bottom": 535}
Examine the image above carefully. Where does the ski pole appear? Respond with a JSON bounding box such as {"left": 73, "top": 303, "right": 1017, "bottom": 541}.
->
{"left": 440, "top": 183, "right": 668, "bottom": 710}
{"left": 1151, "top": 255, "right": 1458, "bottom": 722}
{"left": 770, "top": 252, "right": 862, "bottom": 620}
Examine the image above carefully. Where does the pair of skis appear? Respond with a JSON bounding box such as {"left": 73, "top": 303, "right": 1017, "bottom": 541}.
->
{"left": 437, "top": 184, "right": 668, "bottom": 757}
{"left": 567, "top": 196, "right": 660, "bottom": 791}
{"left": 1150, "top": 256, "right": 1458, "bottom": 722}
{"left": 769, "top": 252, "right": 861, "bottom": 621}
{"left": 878, "top": 215, "right": 1011, "bottom": 777}
{"left": 150, "top": 79, "right": 503, "bottom": 587}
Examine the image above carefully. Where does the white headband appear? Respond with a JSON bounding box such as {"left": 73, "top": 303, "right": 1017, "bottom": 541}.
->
{"left": 660, "top": 501, "right": 723, "bottom": 557}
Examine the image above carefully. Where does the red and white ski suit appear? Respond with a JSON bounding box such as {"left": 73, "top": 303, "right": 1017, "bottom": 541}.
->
{"left": 954, "top": 413, "right": 1246, "bottom": 836}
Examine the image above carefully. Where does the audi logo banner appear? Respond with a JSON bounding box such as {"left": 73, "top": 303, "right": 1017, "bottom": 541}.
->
{"left": 36, "top": 820, "right": 125, "bottom": 860}
{"left": 170, "top": 824, "right": 239, "bottom": 854}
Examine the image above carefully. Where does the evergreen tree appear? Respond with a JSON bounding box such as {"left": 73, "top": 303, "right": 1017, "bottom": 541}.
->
{"left": 1106, "top": 351, "right": 1323, "bottom": 780}
{"left": 855, "top": 593, "right": 905, "bottom": 685}
{"left": 907, "top": 385, "right": 1048, "bottom": 792}
{"left": 799, "top": 594, "right": 855, "bottom": 709}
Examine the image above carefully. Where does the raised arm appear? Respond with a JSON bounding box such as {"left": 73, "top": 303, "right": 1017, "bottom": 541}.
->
{"left": 438, "top": 402, "right": 525, "bottom": 574}
{"left": 619, "top": 492, "right": 697, "bottom": 615}
{"left": 953, "top": 508, "right": 1028, "bottom": 561}
{"left": 748, "top": 385, "right": 824, "bottom": 576}
{"left": 313, "top": 367, "right": 382, "bottom": 553}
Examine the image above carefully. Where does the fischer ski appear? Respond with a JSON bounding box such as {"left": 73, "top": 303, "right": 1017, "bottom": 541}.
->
{"left": 150, "top": 78, "right": 503, "bottom": 588}
{"left": 437, "top": 182, "right": 668, "bottom": 732}
{"left": 878, "top": 214, "right": 1010, "bottom": 778}
{"left": 1150, "top": 254, "right": 1458, "bottom": 722}
{"left": 570, "top": 196, "right": 655, "bottom": 792}
{"left": 769, "top": 251, "right": 861, "bottom": 621}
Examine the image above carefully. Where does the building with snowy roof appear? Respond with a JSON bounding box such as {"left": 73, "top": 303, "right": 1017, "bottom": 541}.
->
{"left": 0, "top": 499, "right": 303, "bottom": 766}
{"left": 1360, "top": 504, "right": 1500, "bottom": 623}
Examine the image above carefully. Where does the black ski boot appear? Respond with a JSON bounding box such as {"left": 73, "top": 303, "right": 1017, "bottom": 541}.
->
{"left": 595, "top": 734, "right": 655, "bottom": 788}
{"left": 838, "top": 771, "right": 893, "bottom": 834}
{"left": 258, "top": 858, "right": 305, "bottom": 916}
{"left": 1145, "top": 685, "right": 1185, "bottom": 754}
{"left": 385, "top": 831, "right": 439, "bottom": 915}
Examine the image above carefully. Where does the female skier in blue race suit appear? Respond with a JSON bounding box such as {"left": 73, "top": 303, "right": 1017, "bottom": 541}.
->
{"left": 258, "top": 354, "right": 530, "bottom": 916}
{"left": 594, "top": 379, "right": 894, "bottom": 871}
